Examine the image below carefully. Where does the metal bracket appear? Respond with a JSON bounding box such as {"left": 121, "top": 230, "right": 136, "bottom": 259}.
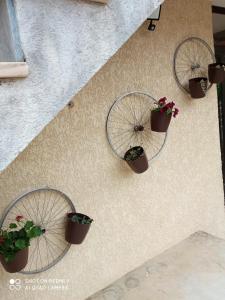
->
{"left": 148, "top": 20, "right": 156, "bottom": 31}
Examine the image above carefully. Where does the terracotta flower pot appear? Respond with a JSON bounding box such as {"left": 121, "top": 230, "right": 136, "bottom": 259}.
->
{"left": 189, "top": 77, "right": 208, "bottom": 99}
{"left": 124, "top": 147, "right": 148, "bottom": 174}
{"left": 65, "top": 213, "right": 91, "bottom": 244}
{"left": 208, "top": 63, "right": 225, "bottom": 84}
{"left": 0, "top": 247, "right": 28, "bottom": 273}
{"left": 151, "top": 110, "right": 172, "bottom": 132}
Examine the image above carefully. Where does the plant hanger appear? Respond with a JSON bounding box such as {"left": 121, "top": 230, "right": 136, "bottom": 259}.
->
{"left": 106, "top": 91, "right": 168, "bottom": 162}
{"left": 0, "top": 188, "right": 75, "bottom": 274}
{"left": 173, "top": 37, "right": 216, "bottom": 98}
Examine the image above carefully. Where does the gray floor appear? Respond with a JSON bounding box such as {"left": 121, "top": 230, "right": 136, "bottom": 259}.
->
{"left": 87, "top": 232, "right": 225, "bottom": 300}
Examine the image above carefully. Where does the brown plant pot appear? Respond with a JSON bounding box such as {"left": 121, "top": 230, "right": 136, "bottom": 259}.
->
{"left": 208, "top": 63, "right": 225, "bottom": 84}
{"left": 189, "top": 77, "right": 208, "bottom": 99}
{"left": 124, "top": 147, "right": 149, "bottom": 174}
{"left": 0, "top": 247, "right": 28, "bottom": 273}
{"left": 65, "top": 213, "right": 91, "bottom": 244}
{"left": 151, "top": 110, "right": 172, "bottom": 133}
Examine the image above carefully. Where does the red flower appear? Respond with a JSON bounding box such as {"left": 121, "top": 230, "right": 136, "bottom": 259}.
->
{"left": 165, "top": 103, "right": 170, "bottom": 109}
{"left": 155, "top": 97, "right": 179, "bottom": 118}
{"left": 165, "top": 102, "right": 175, "bottom": 109}
{"left": 16, "top": 215, "right": 24, "bottom": 222}
{"left": 173, "top": 108, "right": 179, "bottom": 118}
{"left": 0, "top": 236, "right": 4, "bottom": 244}
{"left": 158, "top": 97, "right": 167, "bottom": 106}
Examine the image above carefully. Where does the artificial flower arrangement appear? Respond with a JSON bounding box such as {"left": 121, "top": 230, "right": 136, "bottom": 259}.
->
{"left": 151, "top": 97, "right": 179, "bottom": 132}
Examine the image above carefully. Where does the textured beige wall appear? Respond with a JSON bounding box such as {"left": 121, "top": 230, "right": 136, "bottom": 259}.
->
{"left": 0, "top": 1, "right": 225, "bottom": 299}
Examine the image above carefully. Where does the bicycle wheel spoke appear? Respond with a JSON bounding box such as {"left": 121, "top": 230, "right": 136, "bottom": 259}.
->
{"left": 28, "top": 238, "right": 39, "bottom": 271}
{"left": 41, "top": 190, "right": 53, "bottom": 224}
{"left": 174, "top": 37, "right": 215, "bottom": 93}
{"left": 106, "top": 92, "right": 167, "bottom": 161}
{"left": 43, "top": 235, "right": 56, "bottom": 262}
{"left": 0, "top": 188, "right": 74, "bottom": 274}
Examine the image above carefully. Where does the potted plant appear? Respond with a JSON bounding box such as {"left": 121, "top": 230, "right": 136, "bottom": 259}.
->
{"left": 189, "top": 77, "right": 208, "bottom": 98}
{"left": 0, "top": 216, "right": 43, "bottom": 273}
{"left": 151, "top": 97, "right": 179, "bottom": 132}
{"left": 65, "top": 213, "right": 93, "bottom": 244}
{"left": 208, "top": 63, "right": 225, "bottom": 84}
{"left": 124, "top": 146, "right": 148, "bottom": 174}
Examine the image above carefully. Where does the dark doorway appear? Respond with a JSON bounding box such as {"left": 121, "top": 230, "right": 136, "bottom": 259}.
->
{"left": 213, "top": 6, "right": 225, "bottom": 200}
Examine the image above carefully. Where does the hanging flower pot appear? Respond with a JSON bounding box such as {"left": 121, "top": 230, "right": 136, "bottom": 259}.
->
{"left": 124, "top": 146, "right": 148, "bottom": 174}
{"left": 0, "top": 247, "right": 28, "bottom": 273}
{"left": 151, "top": 97, "right": 179, "bottom": 132}
{"left": 0, "top": 216, "right": 43, "bottom": 273}
{"left": 151, "top": 111, "right": 171, "bottom": 132}
{"left": 189, "top": 77, "right": 208, "bottom": 98}
{"left": 65, "top": 213, "right": 93, "bottom": 244}
{"left": 208, "top": 63, "right": 225, "bottom": 84}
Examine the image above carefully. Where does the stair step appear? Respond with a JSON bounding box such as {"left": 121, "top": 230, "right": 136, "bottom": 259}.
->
{"left": 87, "top": 232, "right": 225, "bottom": 300}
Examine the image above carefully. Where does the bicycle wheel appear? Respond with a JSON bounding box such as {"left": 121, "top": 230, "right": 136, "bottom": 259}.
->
{"left": 0, "top": 187, "right": 75, "bottom": 274}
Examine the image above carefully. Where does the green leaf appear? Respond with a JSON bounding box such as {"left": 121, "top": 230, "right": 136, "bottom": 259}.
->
{"left": 71, "top": 215, "right": 81, "bottom": 223}
{"left": 15, "top": 239, "right": 26, "bottom": 250}
{"left": 5, "top": 253, "right": 15, "bottom": 263}
{"left": 71, "top": 214, "right": 93, "bottom": 224}
{"left": 9, "top": 223, "right": 17, "bottom": 229}
{"left": 8, "top": 232, "right": 15, "bottom": 240}
{"left": 27, "top": 226, "right": 42, "bottom": 238}
{"left": 166, "top": 108, "right": 172, "bottom": 115}
{"left": 18, "top": 228, "right": 26, "bottom": 238}
{"left": 2, "top": 231, "right": 8, "bottom": 238}
{"left": 4, "top": 239, "right": 13, "bottom": 248}
{"left": 33, "top": 226, "right": 42, "bottom": 237}
{"left": 24, "top": 221, "right": 34, "bottom": 230}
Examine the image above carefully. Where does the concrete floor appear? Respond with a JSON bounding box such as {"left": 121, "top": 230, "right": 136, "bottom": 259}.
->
{"left": 87, "top": 232, "right": 225, "bottom": 300}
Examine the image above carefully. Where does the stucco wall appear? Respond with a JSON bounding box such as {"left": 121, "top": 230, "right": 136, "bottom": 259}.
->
{"left": 0, "top": 1, "right": 225, "bottom": 300}
{"left": 0, "top": 0, "right": 163, "bottom": 172}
